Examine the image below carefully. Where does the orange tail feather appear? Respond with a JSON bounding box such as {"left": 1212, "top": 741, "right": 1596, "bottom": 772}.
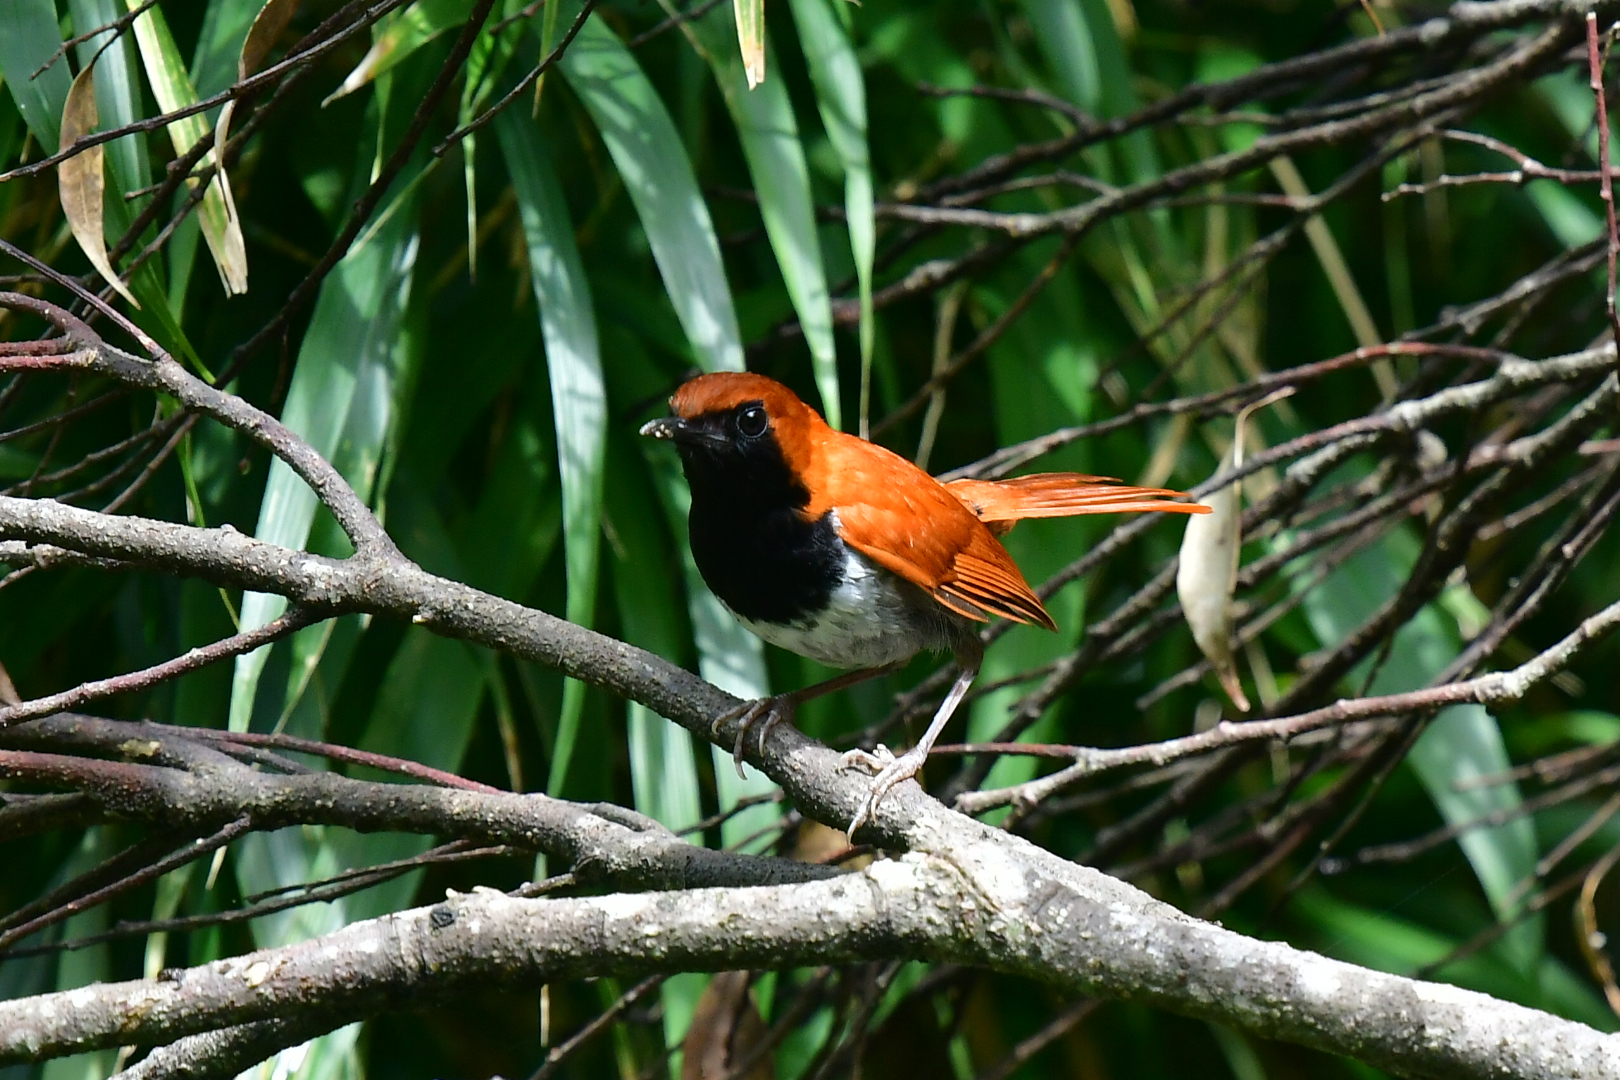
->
{"left": 945, "top": 472, "right": 1210, "bottom": 536}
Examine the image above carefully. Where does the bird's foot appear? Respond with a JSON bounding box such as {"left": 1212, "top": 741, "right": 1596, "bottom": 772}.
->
{"left": 839, "top": 743, "right": 928, "bottom": 839}
{"left": 712, "top": 695, "right": 797, "bottom": 779}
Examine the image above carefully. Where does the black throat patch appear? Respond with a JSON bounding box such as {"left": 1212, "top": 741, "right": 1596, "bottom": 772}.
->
{"left": 676, "top": 419, "right": 845, "bottom": 626}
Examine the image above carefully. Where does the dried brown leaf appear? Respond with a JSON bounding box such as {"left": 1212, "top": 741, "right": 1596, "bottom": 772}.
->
{"left": 681, "top": 970, "right": 774, "bottom": 1080}
{"left": 1176, "top": 388, "right": 1295, "bottom": 712}
{"left": 241, "top": 0, "right": 299, "bottom": 77}
{"left": 206, "top": 0, "right": 297, "bottom": 297}
{"left": 58, "top": 61, "right": 140, "bottom": 309}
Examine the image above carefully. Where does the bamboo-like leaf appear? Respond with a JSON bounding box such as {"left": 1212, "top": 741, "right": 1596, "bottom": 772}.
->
{"left": 326, "top": 0, "right": 468, "bottom": 104}
{"left": 786, "top": 0, "right": 874, "bottom": 432}
{"left": 210, "top": 0, "right": 299, "bottom": 147}
{"left": 496, "top": 111, "right": 605, "bottom": 796}
{"left": 210, "top": 0, "right": 296, "bottom": 300}
{"left": 0, "top": 0, "right": 72, "bottom": 149}
{"left": 228, "top": 173, "right": 421, "bottom": 733}
{"left": 661, "top": 1, "right": 840, "bottom": 424}
{"left": 533, "top": 0, "right": 560, "bottom": 107}
{"left": 69, "top": 0, "right": 151, "bottom": 198}
{"left": 58, "top": 61, "right": 140, "bottom": 308}
{"left": 124, "top": 0, "right": 248, "bottom": 295}
{"left": 1270, "top": 156, "right": 1394, "bottom": 396}
{"left": 44, "top": 830, "right": 119, "bottom": 1080}
{"left": 735, "top": 0, "right": 766, "bottom": 88}
{"left": 458, "top": 1, "right": 527, "bottom": 284}
{"left": 605, "top": 438, "right": 706, "bottom": 826}
{"left": 1176, "top": 388, "right": 1292, "bottom": 712}
{"left": 190, "top": 0, "right": 259, "bottom": 97}
{"left": 1295, "top": 527, "right": 1543, "bottom": 973}
{"left": 0, "top": 0, "right": 200, "bottom": 366}
{"left": 559, "top": 13, "right": 744, "bottom": 373}
{"left": 242, "top": 0, "right": 300, "bottom": 75}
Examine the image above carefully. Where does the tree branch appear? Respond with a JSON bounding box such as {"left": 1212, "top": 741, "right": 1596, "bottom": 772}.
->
{"left": 2, "top": 820, "right": 1615, "bottom": 1080}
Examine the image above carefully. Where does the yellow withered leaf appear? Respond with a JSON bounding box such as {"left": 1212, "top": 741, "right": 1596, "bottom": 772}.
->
{"left": 1176, "top": 387, "right": 1294, "bottom": 713}
{"left": 735, "top": 0, "right": 766, "bottom": 88}
{"left": 58, "top": 61, "right": 141, "bottom": 310}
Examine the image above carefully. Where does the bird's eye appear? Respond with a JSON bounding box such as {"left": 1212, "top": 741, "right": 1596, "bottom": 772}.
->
{"left": 736, "top": 405, "right": 768, "bottom": 439}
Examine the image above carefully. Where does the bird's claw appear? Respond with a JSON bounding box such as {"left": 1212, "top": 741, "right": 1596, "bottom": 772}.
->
{"left": 713, "top": 696, "right": 795, "bottom": 779}
{"left": 839, "top": 744, "right": 927, "bottom": 839}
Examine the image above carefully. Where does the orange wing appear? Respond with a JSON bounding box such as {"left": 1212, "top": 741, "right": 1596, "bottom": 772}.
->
{"left": 944, "top": 473, "right": 1210, "bottom": 536}
{"left": 803, "top": 429, "right": 1056, "bottom": 630}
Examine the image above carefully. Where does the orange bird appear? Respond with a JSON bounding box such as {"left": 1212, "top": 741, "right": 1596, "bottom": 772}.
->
{"left": 642, "top": 372, "right": 1209, "bottom": 834}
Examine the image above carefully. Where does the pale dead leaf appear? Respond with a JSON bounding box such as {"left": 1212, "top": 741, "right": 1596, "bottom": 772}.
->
{"left": 128, "top": 0, "right": 247, "bottom": 295}
{"left": 324, "top": 0, "right": 452, "bottom": 107}
{"left": 1176, "top": 387, "right": 1295, "bottom": 713}
{"left": 681, "top": 971, "right": 774, "bottom": 1080}
{"left": 734, "top": 0, "right": 766, "bottom": 88}
{"left": 241, "top": 0, "right": 299, "bottom": 77}
{"left": 788, "top": 819, "right": 869, "bottom": 869}
{"left": 206, "top": 0, "right": 297, "bottom": 298}
{"left": 0, "top": 660, "right": 18, "bottom": 705}
{"left": 58, "top": 61, "right": 140, "bottom": 309}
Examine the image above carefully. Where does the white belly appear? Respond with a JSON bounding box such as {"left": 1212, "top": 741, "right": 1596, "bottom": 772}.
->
{"left": 730, "top": 548, "right": 945, "bottom": 669}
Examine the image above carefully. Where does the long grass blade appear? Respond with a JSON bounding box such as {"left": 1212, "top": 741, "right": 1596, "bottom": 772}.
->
{"left": 228, "top": 169, "right": 422, "bottom": 733}
{"left": 1296, "top": 529, "right": 1542, "bottom": 973}
{"left": 664, "top": 1, "right": 839, "bottom": 424}
{"left": 787, "top": 0, "right": 873, "bottom": 433}
{"left": 560, "top": 11, "right": 745, "bottom": 373}
{"left": 496, "top": 110, "right": 606, "bottom": 796}
{"left": 124, "top": 0, "right": 248, "bottom": 295}
{"left": 0, "top": 0, "right": 73, "bottom": 150}
{"left": 327, "top": 0, "right": 468, "bottom": 104}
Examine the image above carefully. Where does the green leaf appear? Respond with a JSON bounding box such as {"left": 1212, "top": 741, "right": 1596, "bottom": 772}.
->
{"left": 124, "top": 0, "right": 248, "bottom": 294}
{"left": 228, "top": 154, "right": 422, "bottom": 733}
{"left": 0, "top": 0, "right": 73, "bottom": 150}
{"left": 787, "top": 0, "right": 874, "bottom": 431}
{"left": 1293, "top": 887, "right": 1613, "bottom": 1028}
{"left": 1295, "top": 527, "right": 1542, "bottom": 973}
{"left": 327, "top": 0, "right": 469, "bottom": 104}
{"left": 190, "top": 0, "right": 258, "bottom": 97}
{"left": 559, "top": 13, "right": 745, "bottom": 373}
{"left": 69, "top": 0, "right": 152, "bottom": 194}
{"left": 496, "top": 110, "right": 606, "bottom": 796}
{"left": 1019, "top": 0, "right": 1100, "bottom": 112}
{"left": 661, "top": 1, "right": 840, "bottom": 424}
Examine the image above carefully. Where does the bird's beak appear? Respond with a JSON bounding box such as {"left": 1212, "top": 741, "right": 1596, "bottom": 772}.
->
{"left": 640, "top": 416, "right": 727, "bottom": 450}
{"left": 639, "top": 417, "right": 687, "bottom": 441}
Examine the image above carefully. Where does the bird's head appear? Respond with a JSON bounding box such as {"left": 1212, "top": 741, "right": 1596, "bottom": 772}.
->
{"left": 640, "top": 373, "right": 823, "bottom": 498}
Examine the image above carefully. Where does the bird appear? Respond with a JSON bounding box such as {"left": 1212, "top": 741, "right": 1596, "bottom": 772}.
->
{"left": 641, "top": 371, "right": 1210, "bottom": 835}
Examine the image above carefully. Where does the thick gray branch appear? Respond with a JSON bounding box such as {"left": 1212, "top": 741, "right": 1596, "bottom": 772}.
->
{"left": 2, "top": 820, "right": 1614, "bottom": 1080}
{"left": 0, "top": 716, "right": 834, "bottom": 892}
{"left": 112, "top": 1016, "right": 336, "bottom": 1080}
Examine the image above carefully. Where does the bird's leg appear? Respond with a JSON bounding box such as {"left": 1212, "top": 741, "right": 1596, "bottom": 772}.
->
{"left": 841, "top": 651, "right": 981, "bottom": 837}
{"left": 714, "top": 662, "right": 905, "bottom": 779}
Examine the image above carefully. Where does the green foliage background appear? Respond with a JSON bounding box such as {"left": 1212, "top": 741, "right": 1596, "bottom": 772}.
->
{"left": 1, "top": 0, "right": 1619, "bottom": 1077}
